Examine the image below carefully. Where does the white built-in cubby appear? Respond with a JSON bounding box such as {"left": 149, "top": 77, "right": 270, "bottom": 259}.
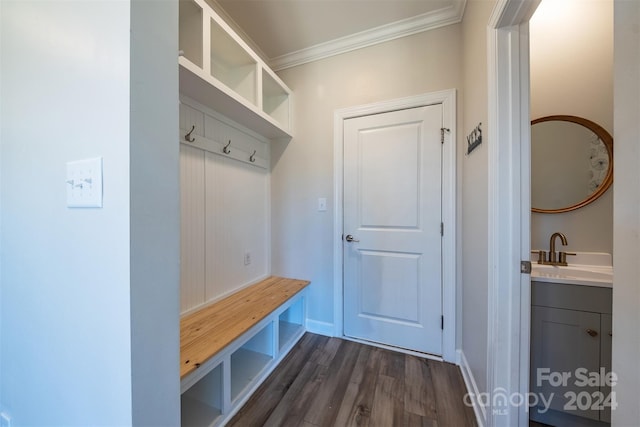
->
{"left": 178, "top": 0, "right": 292, "bottom": 139}
{"left": 181, "top": 363, "right": 223, "bottom": 427}
{"left": 179, "top": 2, "right": 300, "bottom": 425}
{"left": 278, "top": 300, "right": 304, "bottom": 351}
{"left": 180, "top": 294, "right": 306, "bottom": 427}
{"left": 230, "top": 323, "right": 274, "bottom": 402}
{"left": 262, "top": 68, "right": 290, "bottom": 131}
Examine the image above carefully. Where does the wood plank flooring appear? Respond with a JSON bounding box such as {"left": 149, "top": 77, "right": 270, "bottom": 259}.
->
{"left": 228, "top": 333, "right": 478, "bottom": 427}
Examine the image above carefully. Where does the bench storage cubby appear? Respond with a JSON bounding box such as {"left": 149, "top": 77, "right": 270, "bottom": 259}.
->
{"left": 180, "top": 276, "right": 310, "bottom": 427}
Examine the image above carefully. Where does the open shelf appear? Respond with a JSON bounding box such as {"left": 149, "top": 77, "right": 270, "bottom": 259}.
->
{"left": 279, "top": 300, "right": 304, "bottom": 351}
{"left": 179, "top": 0, "right": 203, "bottom": 68}
{"left": 181, "top": 363, "right": 223, "bottom": 427}
{"left": 178, "top": 0, "right": 292, "bottom": 140}
{"left": 230, "top": 323, "right": 274, "bottom": 402}
{"left": 262, "top": 68, "right": 290, "bottom": 129}
{"left": 210, "top": 18, "right": 257, "bottom": 106}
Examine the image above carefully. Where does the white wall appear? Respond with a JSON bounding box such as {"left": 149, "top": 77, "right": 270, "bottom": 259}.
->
{"left": 271, "top": 25, "right": 463, "bottom": 330}
{"left": 612, "top": 0, "right": 640, "bottom": 424}
{"left": 460, "top": 0, "right": 495, "bottom": 402}
{"left": 1, "top": 1, "right": 132, "bottom": 423}
{"left": 529, "top": 0, "right": 613, "bottom": 255}
{"left": 0, "top": 1, "right": 179, "bottom": 424}
{"left": 130, "top": 0, "right": 180, "bottom": 424}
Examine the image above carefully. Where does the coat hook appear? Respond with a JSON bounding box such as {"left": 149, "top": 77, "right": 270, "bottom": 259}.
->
{"left": 249, "top": 150, "right": 256, "bottom": 163}
{"left": 223, "top": 140, "right": 231, "bottom": 154}
{"left": 185, "top": 125, "right": 195, "bottom": 142}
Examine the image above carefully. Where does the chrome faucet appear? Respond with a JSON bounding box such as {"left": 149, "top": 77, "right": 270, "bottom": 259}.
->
{"left": 537, "top": 232, "right": 576, "bottom": 266}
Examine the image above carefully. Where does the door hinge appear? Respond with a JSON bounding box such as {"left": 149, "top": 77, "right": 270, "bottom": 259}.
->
{"left": 440, "top": 222, "right": 444, "bottom": 236}
{"left": 521, "top": 260, "right": 532, "bottom": 274}
{"left": 441, "top": 315, "right": 444, "bottom": 330}
{"left": 440, "top": 127, "right": 450, "bottom": 144}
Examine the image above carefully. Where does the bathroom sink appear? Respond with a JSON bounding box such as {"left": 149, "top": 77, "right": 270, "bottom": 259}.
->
{"left": 531, "top": 263, "right": 613, "bottom": 288}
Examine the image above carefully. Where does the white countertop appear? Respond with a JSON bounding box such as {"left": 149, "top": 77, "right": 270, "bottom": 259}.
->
{"left": 530, "top": 252, "right": 613, "bottom": 288}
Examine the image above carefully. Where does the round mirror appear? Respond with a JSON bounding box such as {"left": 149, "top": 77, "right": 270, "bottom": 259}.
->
{"left": 531, "top": 115, "right": 613, "bottom": 213}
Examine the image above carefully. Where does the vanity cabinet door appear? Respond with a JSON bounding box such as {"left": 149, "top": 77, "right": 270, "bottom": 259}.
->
{"left": 530, "top": 305, "right": 601, "bottom": 421}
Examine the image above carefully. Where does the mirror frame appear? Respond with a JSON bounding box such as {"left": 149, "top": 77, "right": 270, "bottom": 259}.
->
{"left": 531, "top": 115, "right": 614, "bottom": 214}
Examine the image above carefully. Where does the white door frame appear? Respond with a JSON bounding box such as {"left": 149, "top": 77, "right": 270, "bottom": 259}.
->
{"left": 333, "top": 90, "right": 457, "bottom": 362}
{"left": 486, "top": 0, "right": 539, "bottom": 426}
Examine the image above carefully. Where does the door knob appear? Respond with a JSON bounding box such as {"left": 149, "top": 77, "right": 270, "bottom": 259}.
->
{"left": 345, "top": 234, "right": 359, "bottom": 242}
{"left": 586, "top": 328, "right": 598, "bottom": 337}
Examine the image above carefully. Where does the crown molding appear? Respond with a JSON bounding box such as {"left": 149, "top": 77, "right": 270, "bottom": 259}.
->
{"left": 270, "top": 0, "right": 467, "bottom": 71}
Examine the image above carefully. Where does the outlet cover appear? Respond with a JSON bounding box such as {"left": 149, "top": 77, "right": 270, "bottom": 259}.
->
{"left": 244, "top": 252, "right": 252, "bottom": 266}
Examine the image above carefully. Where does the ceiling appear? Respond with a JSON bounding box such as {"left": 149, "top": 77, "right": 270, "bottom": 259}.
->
{"left": 212, "top": 0, "right": 467, "bottom": 70}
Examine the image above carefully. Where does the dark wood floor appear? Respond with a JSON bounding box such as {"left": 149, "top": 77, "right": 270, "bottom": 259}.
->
{"left": 228, "top": 333, "right": 478, "bottom": 427}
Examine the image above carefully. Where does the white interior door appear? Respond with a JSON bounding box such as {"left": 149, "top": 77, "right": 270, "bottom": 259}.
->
{"left": 343, "top": 105, "right": 443, "bottom": 355}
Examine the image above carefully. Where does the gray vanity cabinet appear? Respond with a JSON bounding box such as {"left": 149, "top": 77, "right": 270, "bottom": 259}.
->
{"left": 530, "top": 281, "right": 612, "bottom": 426}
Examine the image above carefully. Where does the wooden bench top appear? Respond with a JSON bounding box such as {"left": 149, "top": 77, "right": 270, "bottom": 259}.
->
{"left": 180, "top": 276, "right": 310, "bottom": 379}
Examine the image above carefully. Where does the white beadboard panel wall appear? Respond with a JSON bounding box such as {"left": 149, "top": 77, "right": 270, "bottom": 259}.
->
{"left": 205, "top": 153, "right": 270, "bottom": 302}
{"left": 180, "top": 144, "right": 206, "bottom": 312}
{"left": 180, "top": 99, "right": 271, "bottom": 314}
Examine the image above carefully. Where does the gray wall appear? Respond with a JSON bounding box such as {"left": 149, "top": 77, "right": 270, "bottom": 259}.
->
{"left": 0, "top": 1, "right": 179, "bottom": 424}
{"left": 130, "top": 0, "right": 180, "bottom": 424}
{"left": 460, "top": 0, "right": 495, "bottom": 401}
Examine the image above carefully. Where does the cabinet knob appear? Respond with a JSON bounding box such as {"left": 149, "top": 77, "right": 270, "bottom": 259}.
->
{"left": 586, "top": 328, "right": 598, "bottom": 337}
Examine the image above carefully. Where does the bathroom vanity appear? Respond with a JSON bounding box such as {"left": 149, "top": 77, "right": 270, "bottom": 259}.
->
{"left": 530, "top": 254, "right": 613, "bottom": 427}
{"left": 529, "top": 113, "right": 615, "bottom": 427}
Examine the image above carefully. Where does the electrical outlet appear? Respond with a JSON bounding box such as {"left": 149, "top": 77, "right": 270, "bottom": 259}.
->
{"left": 244, "top": 252, "right": 252, "bottom": 266}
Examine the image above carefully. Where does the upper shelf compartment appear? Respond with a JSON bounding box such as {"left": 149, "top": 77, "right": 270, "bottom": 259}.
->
{"left": 179, "top": 0, "right": 292, "bottom": 140}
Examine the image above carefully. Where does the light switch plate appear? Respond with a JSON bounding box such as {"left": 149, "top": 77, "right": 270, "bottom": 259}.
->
{"left": 66, "top": 157, "right": 103, "bottom": 208}
{"left": 318, "top": 197, "right": 327, "bottom": 212}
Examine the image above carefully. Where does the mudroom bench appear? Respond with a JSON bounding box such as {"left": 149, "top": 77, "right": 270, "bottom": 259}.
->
{"left": 179, "top": 276, "right": 310, "bottom": 427}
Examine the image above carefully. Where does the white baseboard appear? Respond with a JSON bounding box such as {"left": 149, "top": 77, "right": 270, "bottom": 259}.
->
{"left": 305, "top": 319, "right": 335, "bottom": 336}
{"left": 458, "top": 349, "right": 487, "bottom": 427}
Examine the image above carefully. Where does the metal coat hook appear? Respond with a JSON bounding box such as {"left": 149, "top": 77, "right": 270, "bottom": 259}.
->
{"left": 185, "top": 125, "right": 196, "bottom": 142}
{"left": 249, "top": 150, "right": 256, "bottom": 163}
{"left": 223, "top": 140, "right": 231, "bottom": 154}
